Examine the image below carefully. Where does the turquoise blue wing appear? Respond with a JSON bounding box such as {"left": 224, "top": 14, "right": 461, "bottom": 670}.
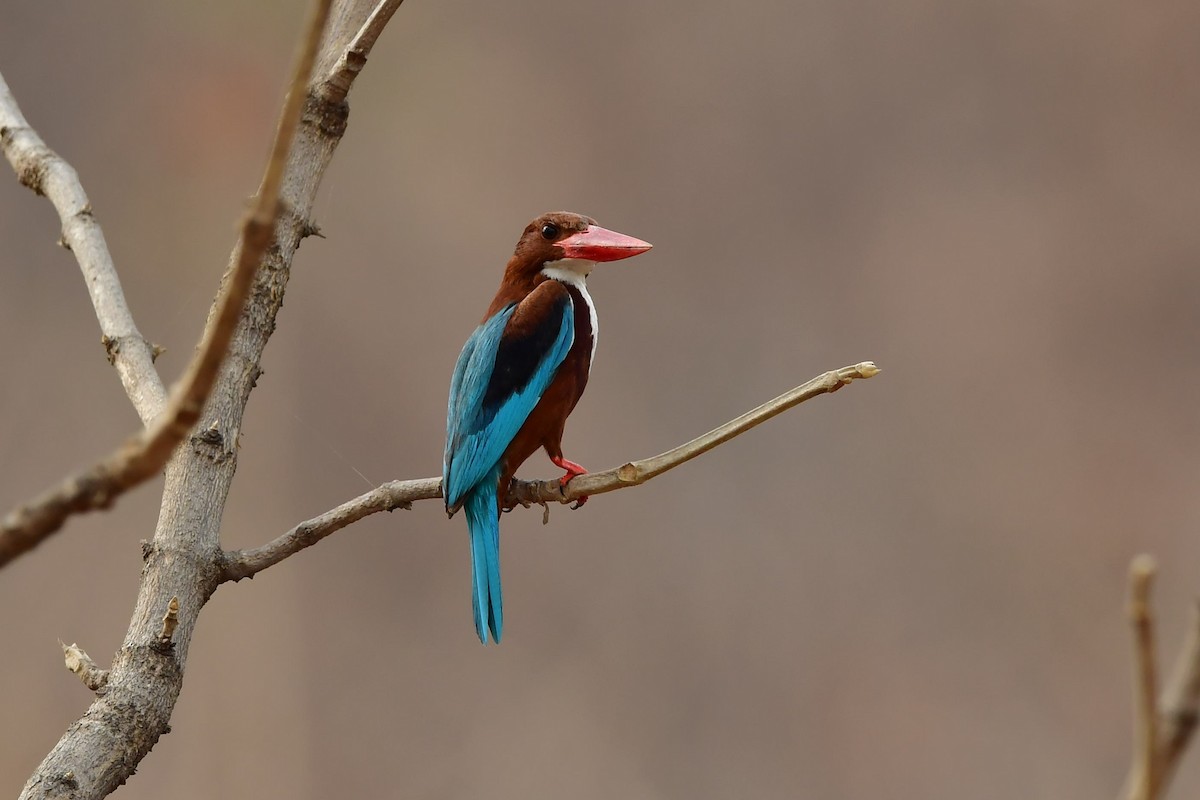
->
{"left": 444, "top": 286, "right": 574, "bottom": 511}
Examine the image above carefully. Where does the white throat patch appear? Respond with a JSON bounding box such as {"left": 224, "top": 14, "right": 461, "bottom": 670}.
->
{"left": 541, "top": 258, "right": 595, "bottom": 280}
{"left": 541, "top": 260, "right": 599, "bottom": 368}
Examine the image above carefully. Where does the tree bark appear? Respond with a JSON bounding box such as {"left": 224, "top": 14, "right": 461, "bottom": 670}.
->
{"left": 17, "top": 2, "right": 398, "bottom": 797}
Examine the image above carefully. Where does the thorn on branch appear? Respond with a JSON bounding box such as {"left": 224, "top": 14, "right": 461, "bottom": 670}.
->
{"left": 61, "top": 641, "right": 109, "bottom": 693}
{"left": 158, "top": 596, "right": 180, "bottom": 643}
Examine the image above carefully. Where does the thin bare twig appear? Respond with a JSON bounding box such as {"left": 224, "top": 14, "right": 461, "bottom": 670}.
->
{"left": 0, "top": 72, "right": 167, "bottom": 422}
{"left": 222, "top": 478, "right": 437, "bottom": 581}
{"left": 1121, "top": 599, "right": 1200, "bottom": 800}
{"left": 61, "top": 642, "right": 109, "bottom": 693}
{"left": 220, "top": 361, "right": 880, "bottom": 581}
{"left": 321, "top": 0, "right": 406, "bottom": 103}
{"left": 0, "top": 0, "right": 330, "bottom": 571}
{"left": 1156, "top": 601, "right": 1200, "bottom": 787}
{"left": 1129, "top": 555, "right": 1160, "bottom": 800}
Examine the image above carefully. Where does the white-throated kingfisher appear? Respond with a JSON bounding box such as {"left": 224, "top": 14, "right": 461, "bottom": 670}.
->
{"left": 443, "top": 211, "right": 652, "bottom": 644}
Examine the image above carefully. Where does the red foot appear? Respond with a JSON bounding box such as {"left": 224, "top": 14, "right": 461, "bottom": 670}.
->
{"left": 550, "top": 455, "right": 589, "bottom": 509}
{"left": 551, "top": 456, "right": 588, "bottom": 484}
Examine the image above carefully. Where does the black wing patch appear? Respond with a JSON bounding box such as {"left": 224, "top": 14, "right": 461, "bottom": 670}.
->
{"left": 480, "top": 286, "right": 572, "bottom": 417}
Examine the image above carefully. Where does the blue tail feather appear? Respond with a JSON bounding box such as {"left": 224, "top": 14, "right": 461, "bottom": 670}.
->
{"left": 464, "top": 480, "right": 503, "bottom": 644}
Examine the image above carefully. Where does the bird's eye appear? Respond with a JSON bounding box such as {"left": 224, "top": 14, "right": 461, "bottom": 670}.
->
{"left": 540, "top": 223, "right": 559, "bottom": 240}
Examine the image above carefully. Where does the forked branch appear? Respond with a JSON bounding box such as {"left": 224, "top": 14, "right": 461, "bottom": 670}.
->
{"left": 0, "top": 0, "right": 330, "bottom": 571}
{"left": 1155, "top": 603, "right": 1200, "bottom": 789}
{"left": 220, "top": 361, "right": 880, "bottom": 581}
{"left": 0, "top": 72, "right": 167, "bottom": 422}
{"left": 322, "top": 0, "right": 405, "bottom": 102}
{"left": 16, "top": 2, "right": 406, "bottom": 798}
{"left": 1120, "top": 560, "right": 1200, "bottom": 800}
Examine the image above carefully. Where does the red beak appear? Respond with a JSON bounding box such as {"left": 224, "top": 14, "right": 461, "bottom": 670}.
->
{"left": 557, "top": 225, "right": 653, "bottom": 262}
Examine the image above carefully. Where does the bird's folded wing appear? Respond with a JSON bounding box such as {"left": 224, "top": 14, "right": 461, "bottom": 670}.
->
{"left": 444, "top": 280, "right": 575, "bottom": 509}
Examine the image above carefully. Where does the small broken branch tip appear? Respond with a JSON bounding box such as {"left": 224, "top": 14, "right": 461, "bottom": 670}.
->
{"left": 61, "top": 641, "right": 109, "bottom": 693}
{"left": 158, "top": 596, "right": 180, "bottom": 642}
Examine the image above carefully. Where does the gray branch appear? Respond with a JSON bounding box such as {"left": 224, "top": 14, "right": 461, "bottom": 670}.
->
{"left": 14, "top": 0, "right": 408, "bottom": 797}
{"left": 0, "top": 73, "right": 167, "bottom": 423}
{"left": 0, "top": 0, "right": 375, "bottom": 570}
{"left": 220, "top": 362, "right": 880, "bottom": 582}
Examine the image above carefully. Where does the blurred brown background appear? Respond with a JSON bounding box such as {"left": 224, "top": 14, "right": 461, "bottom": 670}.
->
{"left": 3, "top": 0, "right": 1200, "bottom": 797}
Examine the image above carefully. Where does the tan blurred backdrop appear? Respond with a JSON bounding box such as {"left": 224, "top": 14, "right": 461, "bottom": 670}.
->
{"left": 3, "top": 1, "right": 1200, "bottom": 798}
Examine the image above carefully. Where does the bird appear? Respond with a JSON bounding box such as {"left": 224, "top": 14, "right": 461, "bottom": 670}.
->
{"left": 443, "top": 211, "right": 652, "bottom": 644}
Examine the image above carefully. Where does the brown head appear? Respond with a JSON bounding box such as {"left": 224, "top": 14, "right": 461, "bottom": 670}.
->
{"left": 501, "top": 211, "right": 653, "bottom": 291}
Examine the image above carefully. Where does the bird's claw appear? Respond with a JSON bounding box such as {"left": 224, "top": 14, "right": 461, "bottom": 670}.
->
{"left": 550, "top": 455, "right": 589, "bottom": 510}
{"left": 558, "top": 479, "right": 588, "bottom": 510}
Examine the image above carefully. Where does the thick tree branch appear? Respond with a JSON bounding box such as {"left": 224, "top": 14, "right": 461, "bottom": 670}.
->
{"left": 17, "top": 0, "right": 380, "bottom": 796}
{"left": 0, "top": 72, "right": 167, "bottom": 422}
{"left": 0, "top": 0, "right": 331, "bottom": 571}
{"left": 220, "top": 361, "right": 880, "bottom": 582}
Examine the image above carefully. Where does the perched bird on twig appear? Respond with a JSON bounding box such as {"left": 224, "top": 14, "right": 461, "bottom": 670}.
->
{"left": 443, "top": 211, "right": 652, "bottom": 644}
